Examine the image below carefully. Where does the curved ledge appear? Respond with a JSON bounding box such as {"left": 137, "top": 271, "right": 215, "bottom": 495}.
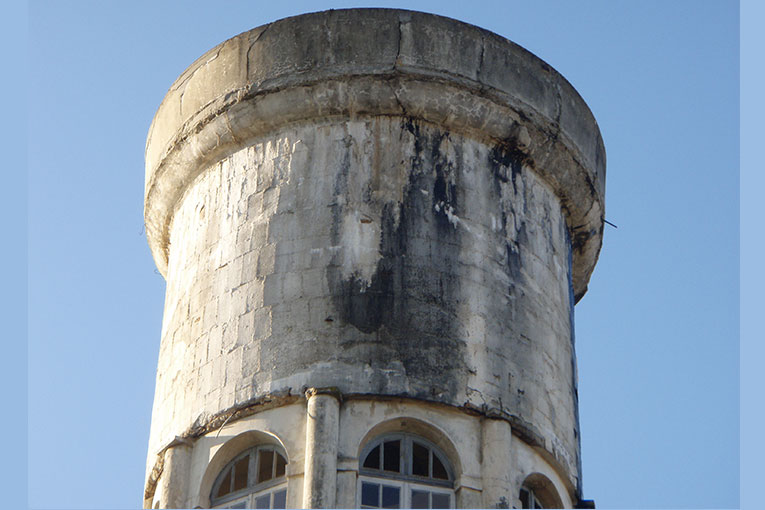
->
{"left": 144, "top": 392, "right": 579, "bottom": 506}
{"left": 144, "top": 8, "right": 605, "bottom": 298}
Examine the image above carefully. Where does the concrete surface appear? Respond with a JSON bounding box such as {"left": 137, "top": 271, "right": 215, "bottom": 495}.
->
{"left": 143, "top": 8, "right": 605, "bottom": 509}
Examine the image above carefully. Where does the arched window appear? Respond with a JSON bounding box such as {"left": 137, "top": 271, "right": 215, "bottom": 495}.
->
{"left": 210, "top": 445, "right": 288, "bottom": 509}
{"left": 518, "top": 473, "right": 563, "bottom": 509}
{"left": 358, "top": 434, "right": 454, "bottom": 509}
{"left": 519, "top": 485, "right": 544, "bottom": 509}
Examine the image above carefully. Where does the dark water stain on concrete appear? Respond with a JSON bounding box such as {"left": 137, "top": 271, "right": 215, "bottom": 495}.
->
{"left": 489, "top": 140, "right": 530, "bottom": 300}
{"left": 326, "top": 119, "right": 468, "bottom": 401}
{"left": 489, "top": 142, "right": 527, "bottom": 195}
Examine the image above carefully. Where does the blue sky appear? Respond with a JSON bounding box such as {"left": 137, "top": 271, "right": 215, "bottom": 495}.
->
{"left": 17, "top": 0, "right": 755, "bottom": 508}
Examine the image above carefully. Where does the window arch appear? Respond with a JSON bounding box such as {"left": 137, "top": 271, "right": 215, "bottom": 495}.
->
{"left": 358, "top": 433, "right": 454, "bottom": 509}
{"left": 518, "top": 473, "right": 563, "bottom": 509}
{"left": 210, "top": 444, "right": 288, "bottom": 509}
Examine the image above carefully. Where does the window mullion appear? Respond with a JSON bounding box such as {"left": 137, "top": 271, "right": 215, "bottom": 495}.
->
{"left": 250, "top": 450, "right": 258, "bottom": 488}
{"left": 403, "top": 437, "right": 409, "bottom": 476}
{"left": 359, "top": 435, "right": 454, "bottom": 509}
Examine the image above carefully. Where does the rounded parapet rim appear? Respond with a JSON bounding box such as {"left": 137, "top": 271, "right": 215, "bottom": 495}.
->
{"left": 144, "top": 8, "right": 605, "bottom": 298}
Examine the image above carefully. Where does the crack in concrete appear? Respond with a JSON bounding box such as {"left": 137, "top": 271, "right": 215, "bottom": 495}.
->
{"left": 246, "top": 24, "right": 271, "bottom": 85}
{"left": 388, "top": 79, "right": 408, "bottom": 117}
{"left": 394, "top": 18, "right": 404, "bottom": 70}
{"left": 476, "top": 35, "right": 486, "bottom": 82}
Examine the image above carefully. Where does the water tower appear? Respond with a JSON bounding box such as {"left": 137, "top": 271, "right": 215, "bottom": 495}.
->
{"left": 143, "top": 9, "right": 605, "bottom": 509}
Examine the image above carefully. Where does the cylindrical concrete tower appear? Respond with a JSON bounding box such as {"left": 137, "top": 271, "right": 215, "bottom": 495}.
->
{"left": 143, "top": 9, "right": 605, "bottom": 510}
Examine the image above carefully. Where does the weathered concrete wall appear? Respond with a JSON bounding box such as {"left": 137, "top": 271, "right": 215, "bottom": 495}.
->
{"left": 144, "top": 8, "right": 605, "bottom": 508}
{"left": 147, "top": 116, "right": 580, "bottom": 483}
{"left": 144, "top": 9, "right": 605, "bottom": 297}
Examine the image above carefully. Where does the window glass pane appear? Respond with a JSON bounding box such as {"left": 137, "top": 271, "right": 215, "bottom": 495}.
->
{"left": 273, "top": 489, "right": 287, "bottom": 509}
{"left": 432, "top": 493, "right": 450, "bottom": 509}
{"left": 233, "top": 456, "right": 249, "bottom": 491}
{"left": 412, "top": 442, "right": 429, "bottom": 477}
{"left": 362, "top": 482, "right": 380, "bottom": 507}
{"left": 383, "top": 440, "right": 401, "bottom": 472}
{"left": 364, "top": 445, "right": 381, "bottom": 470}
{"left": 258, "top": 450, "right": 275, "bottom": 483}
{"left": 255, "top": 494, "right": 271, "bottom": 509}
{"left": 432, "top": 454, "right": 448, "bottom": 480}
{"left": 275, "top": 453, "right": 287, "bottom": 478}
{"left": 216, "top": 468, "right": 232, "bottom": 498}
{"left": 520, "top": 488, "right": 530, "bottom": 509}
{"left": 411, "top": 490, "right": 429, "bottom": 509}
{"left": 225, "top": 502, "right": 247, "bottom": 509}
{"left": 381, "top": 486, "right": 400, "bottom": 509}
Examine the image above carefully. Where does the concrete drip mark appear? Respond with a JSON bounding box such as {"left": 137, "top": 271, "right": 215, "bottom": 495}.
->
{"left": 324, "top": 17, "right": 332, "bottom": 63}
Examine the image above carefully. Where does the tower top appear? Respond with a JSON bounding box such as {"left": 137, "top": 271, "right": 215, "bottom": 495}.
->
{"left": 143, "top": 11, "right": 607, "bottom": 506}
{"left": 144, "top": 8, "right": 605, "bottom": 297}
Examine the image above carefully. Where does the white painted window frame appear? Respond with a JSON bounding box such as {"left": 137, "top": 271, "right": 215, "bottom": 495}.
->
{"left": 357, "top": 476, "right": 454, "bottom": 509}
{"left": 519, "top": 486, "right": 544, "bottom": 509}
{"left": 210, "top": 444, "right": 288, "bottom": 509}
{"left": 213, "top": 484, "right": 287, "bottom": 509}
{"left": 357, "top": 433, "right": 455, "bottom": 509}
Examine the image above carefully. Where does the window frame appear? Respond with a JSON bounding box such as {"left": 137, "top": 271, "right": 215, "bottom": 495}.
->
{"left": 357, "top": 433, "right": 455, "bottom": 509}
{"left": 519, "top": 485, "right": 544, "bottom": 509}
{"left": 518, "top": 473, "right": 563, "bottom": 509}
{"left": 213, "top": 485, "right": 287, "bottom": 509}
{"left": 357, "top": 477, "right": 454, "bottom": 509}
{"left": 210, "top": 444, "right": 288, "bottom": 509}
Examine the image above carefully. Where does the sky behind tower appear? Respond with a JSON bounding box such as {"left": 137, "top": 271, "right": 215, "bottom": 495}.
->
{"left": 21, "top": 1, "right": 751, "bottom": 509}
